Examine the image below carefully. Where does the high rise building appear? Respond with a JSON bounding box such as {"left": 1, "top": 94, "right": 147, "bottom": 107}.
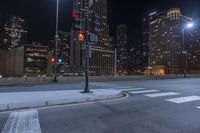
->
{"left": 47, "top": 31, "right": 71, "bottom": 75}
{"left": 0, "top": 12, "right": 3, "bottom": 48}
{"left": 185, "top": 28, "right": 200, "bottom": 73}
{"left": 70, "top": 0, "right": 114, "bottom": 76}
{"left": 3, "top": 16, "right": 28, "bottom": 50}
{"left": 57, "top": 31, "right": 71, "bottom": 75}
{"left": 128, "top": 41, "right": 143, "bottom": 74}
{"left": 116, "top": 24, "right": 128, "bottom": 75}
{"left": 142, "top": 10, "right": 166, "bottom": 70}
{"left": 149, "top": 8, "right": 191, "bottom": 74}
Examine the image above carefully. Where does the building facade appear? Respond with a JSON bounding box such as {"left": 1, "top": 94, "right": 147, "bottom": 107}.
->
{"left": 116, "top": 24, "right": 128, "bottom": 75}
{"left": 149, "top": 8, "right": 191, "bottom": 74}
{"left": 142, "top": 10, "right": 167, "bottom": 70}
{"left": 0, "top": 45, "right": 51, "bottom": 76}
{"left": 70, "top": 0, "right": 114, "bottom": 76}
{"left": 185, "top": 28, "right": 200, "bottom": 73}
{"left": 57, "top": 31, "right": 71, "bottom": 75}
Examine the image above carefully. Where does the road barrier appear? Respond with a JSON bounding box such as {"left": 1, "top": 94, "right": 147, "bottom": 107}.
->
{"left": 0, "top": 74, "right": 200, "bottom": 85}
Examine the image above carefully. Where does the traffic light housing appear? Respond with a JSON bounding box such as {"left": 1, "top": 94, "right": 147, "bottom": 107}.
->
{"left": 78, "top": 32, "right": 86, "bottom": 41}
{"left": 72, "top": 9, "right": 82, "bottom": 31}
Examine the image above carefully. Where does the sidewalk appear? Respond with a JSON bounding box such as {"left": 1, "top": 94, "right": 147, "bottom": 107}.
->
{"left": 0, "top": 89, "right": 122, "bottom": 111}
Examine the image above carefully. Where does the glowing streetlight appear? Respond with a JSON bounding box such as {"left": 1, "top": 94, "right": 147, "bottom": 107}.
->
{"left": 186, "top": 23, "right": 193, "bottom": 28}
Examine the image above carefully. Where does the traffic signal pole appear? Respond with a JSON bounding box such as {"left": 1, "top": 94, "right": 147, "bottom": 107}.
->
{"left": 78, "top": 7, "right": 98, "bottom": 93}
{"left": 83, "top": 10, "right": 90, "bottom": 93}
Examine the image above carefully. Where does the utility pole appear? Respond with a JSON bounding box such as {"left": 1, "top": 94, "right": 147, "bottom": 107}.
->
{"left": 53, "top": 0, "right": 59, "bottom": 82}
{"left": 114, "top": 48, "right": 117, "bottom": 77}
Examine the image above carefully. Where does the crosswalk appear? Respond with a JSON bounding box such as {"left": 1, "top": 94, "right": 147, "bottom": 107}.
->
{"left": 1, "top": 110, "right": 41, "bottom": 133}
{"left": 91, "top": 82, "right": 200, "bottom": 105}
{"left": 1, "top": 83, "right": 200, "bottom": 133}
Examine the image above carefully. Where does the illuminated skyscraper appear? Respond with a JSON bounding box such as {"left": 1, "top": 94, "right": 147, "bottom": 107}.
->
{"left": 3, "top": 16, "right": 28, "bottom": 50}
{"left": 185, "top": 28, "right": 200, "bottom": 73}
{"left": 70, "top": 0, "right": 114, "bottom": 76}
{"left": 149, "top": 8, "right": 191, "bottom": 74}
{"left": 142, "top": 10, "right": 165, "bottom": 70}
{"left": 116, "top": 24, "right": 128, "bottom": 74}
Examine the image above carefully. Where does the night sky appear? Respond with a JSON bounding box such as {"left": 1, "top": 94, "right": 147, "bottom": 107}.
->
{"left": 0, "top": 0, "right": 200, "bottom": 47}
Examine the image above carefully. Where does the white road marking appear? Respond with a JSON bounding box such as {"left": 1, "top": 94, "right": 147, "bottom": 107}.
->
{"left": 114, "top": 86, "right": 131, "bottom": 89}
{"left": 144, "top": 92, "right": 180, "bottom": 97}
{"left": 166, "top": 96, "right": 200, "bottom": 104}
{"left": 1, "top": 110, "right": 41, "bottom": 133}
{"left": 129, "top": 90, "right": 160, "bottom": 94}
{"left": 196, "top": 106, "right": 200, "bottom": 109}
{"left": 117, "top": 88, "right": 146, "bottom": 91}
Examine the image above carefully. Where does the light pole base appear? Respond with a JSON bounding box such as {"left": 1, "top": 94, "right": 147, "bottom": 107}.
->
{"left": 81, "top": 90, "right": 93, "bottom": 93}
{"left": 53, "top": 78, "right": 58, "bottom": 82}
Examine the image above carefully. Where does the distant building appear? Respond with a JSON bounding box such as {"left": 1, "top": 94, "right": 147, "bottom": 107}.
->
{"left": 0, "top": 45, "right": 52, "bottom": 76}
{"left": 57, "top": 31, "right": 71, "bottom": 75}
{"left": 149, "top": 8, "right": 192, "bottom": 74}
{"left": 48, "top": 31, "right": 71, "bottom": 75}
{"left": 142, "top": 10, "right": 166, "bottom": 70}
{"left": 128, "top": 44, "right": 143, "bottom": 74}
{"left": 109, "top": 36, "right": 115, "bottom": 48}
{"left": 116, "top": 24, "right": 128, "bottom": 75}
{"left": 2, "top": 16, "right": 28, "bottom": 50}
{"left": 0, "top": 12, "right": 3, "bottom": 48}
{"left": 185, "top": 28, "right": 200, "bottom": 73}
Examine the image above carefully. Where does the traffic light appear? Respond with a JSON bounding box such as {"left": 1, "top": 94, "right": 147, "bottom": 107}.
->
{"left": 58, "top": 58, "right": 62, "bottom": 63}
{"left": 78, "top": 32, "right": 86, "bottom": 41}
{"left": 72, "top": 9, "right": 82, "bottom": 31}
{"left": 51, "top": 57, "right": 55, "bottom": 63}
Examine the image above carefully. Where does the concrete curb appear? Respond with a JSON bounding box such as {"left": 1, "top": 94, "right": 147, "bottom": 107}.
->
{"left": 0, "top": 92, "right": 124, "bottom": 112}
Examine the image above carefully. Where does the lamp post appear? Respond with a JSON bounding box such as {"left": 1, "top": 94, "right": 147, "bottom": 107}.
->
{"left": 182, "top": 22, "right": 193, "bottom": 78}
{"left": 53, "top": 0, "right": 59, "bottom": 82}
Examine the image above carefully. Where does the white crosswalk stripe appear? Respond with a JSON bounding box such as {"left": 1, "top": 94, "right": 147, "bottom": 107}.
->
{"left": 113, "top": 86, "right": 132, "bottom": 89}
{"left": 1, "top": 110, "right": 41, "bottom": 133}
{"left": 144, "top": 92, "right": 180, "bottom": 97}
{"left": 116, "top": 88, "right": 146, "bottom": 92}
{"left": 166, "top": 96, "right": 200, "bottom": 104}
{"left": 129, "top": 90, "right": 160, "bottom": 94}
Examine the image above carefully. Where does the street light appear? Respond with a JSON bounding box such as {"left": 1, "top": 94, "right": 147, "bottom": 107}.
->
{"left": 182, "top": 22, "right": 194, "bottom": 78}
{"left": 53, "top": 0, "right": 59, "bottom": 82}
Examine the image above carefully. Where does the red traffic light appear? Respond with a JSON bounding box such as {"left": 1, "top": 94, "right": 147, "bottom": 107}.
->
{"left": 72, "top": 9, "right": 78, "bottom": 18}
{"left": 51, "top": 57, "right": 55, "bottom": 63}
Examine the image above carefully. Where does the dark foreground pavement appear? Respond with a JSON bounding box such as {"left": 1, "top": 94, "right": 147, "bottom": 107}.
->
{"left": 1, "top": 78, "right": 200, "bottom": 133}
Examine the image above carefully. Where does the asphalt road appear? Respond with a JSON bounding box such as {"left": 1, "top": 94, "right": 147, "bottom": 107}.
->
{"left": 1, "top": 78, "right": 200, "bottom": 133}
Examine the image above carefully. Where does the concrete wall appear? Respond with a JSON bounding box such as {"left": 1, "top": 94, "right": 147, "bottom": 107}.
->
{"left": 5, "top": 48, "right": 24, "bottom": 76}
{"left": 0, "top": 74, "right": 200, "bottom": 85}
{"left": 0, "top": 50, "right": 7, "bottom": 75}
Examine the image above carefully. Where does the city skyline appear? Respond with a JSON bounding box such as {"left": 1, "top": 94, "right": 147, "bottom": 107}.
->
{"left": 1, "top": 0, "right": 200, "bottom": 46}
